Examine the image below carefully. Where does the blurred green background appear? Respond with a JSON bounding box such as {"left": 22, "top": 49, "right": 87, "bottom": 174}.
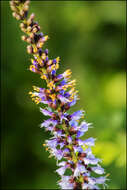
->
{"left": 1, "top": 1, "right": 126, "bottom": 189}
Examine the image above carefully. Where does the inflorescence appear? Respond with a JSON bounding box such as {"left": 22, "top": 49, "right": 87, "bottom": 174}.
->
{"left": 10, "top": 0, "right": 108, "bottom": 189}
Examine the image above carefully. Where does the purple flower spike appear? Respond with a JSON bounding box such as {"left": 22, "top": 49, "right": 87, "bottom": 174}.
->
{"left": 10, "top": 1, "right": 108, "bottom": 189}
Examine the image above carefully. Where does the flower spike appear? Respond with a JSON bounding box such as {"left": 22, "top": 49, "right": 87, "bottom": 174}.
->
{"left": 10, "top": 0, "right": 108, "bottom": 189}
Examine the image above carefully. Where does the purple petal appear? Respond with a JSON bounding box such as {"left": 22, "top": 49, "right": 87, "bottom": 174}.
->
{"left": 84, "top": 137, "right": 95, "bottom": 146}
{"left": 57, "top": 94, "right": 69, "bottom": 103}
{"left": 84, "top": 157, "right": 100, "bottom": 165}
{"left": 71, "top": 110, "right": 84, "bottom": 120}
{"left": 40, "top": 108, "right": 53, "bottom": 116}
{"left": 56, "top": 166, "right": 66, "bottom": 176}
{"left": 76, "top": 131, "right": 85, "bottom": 138}
{"left": 79, "top": 121, "right": 89, "bottom": 132}
{"left": 95, "top": 176, "right": 107, "bottom": 184}
{"left": 92, "top": 166, "right": 105, "bottom": 175}
{"left": 69, "top": 120, "right": 78, "bottom": 127}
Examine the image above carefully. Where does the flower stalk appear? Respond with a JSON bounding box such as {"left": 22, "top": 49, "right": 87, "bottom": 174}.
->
{"left": 10, "top": 0, "right": 108, "bottom": 189}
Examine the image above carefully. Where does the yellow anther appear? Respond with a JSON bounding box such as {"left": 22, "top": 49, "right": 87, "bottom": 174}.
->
{"left": 46, "top": 89, "right": 50, "bottom": 93}
{"left": 56, "top": 56, "right": 60, "bottom": 63}
{"left": 46, "top": 147, "right": 49, "bottom": 151}
{"left": 51, "top": 64, "right": 55, "bottom": 70}
{"left": 41, "top": 74, "right": 47, "bottom": 80}
{"left": 37, "top": 58, "right": 42, "bottom": 65}
{"left": 32, "top": 86, "right": 40, "bottom": 92}
{"left": 43, "top": 144, "right": 46, "bottom": 146}
{"left": 49, "top": 94, "right": 56, "bottom": 101}
{"left": 31, "top": 94, "right": 36, "bottom": 97}
{"left": 63, "top": 85, "right": 68, "bottom": 91}
{"left": 48, "top": 60, "right": 53, "bottom": 66}
{"left": 47, "top": 81, "right": 55, "bottom": 90}
{"left": 64, "top": 69, "right": 72, "bottom": 78}
{"left": 70, "top": 79, "right": 76, "bottom": 84}
{"left": 33, "top": 46, "right": 38, "bottom": 53}
{"left": 44, "top": 35, "right": 49, "bottom": 41}
{"left": 33, "top": 97, "right": 41, "bottom": 104}
{"left": 29, "top": 65, "right": 35, "bottom": 71}
{"left": 38, "top": 42, "right": 43, "bottom": 48}
{"left": 29, "top": 91, "right": 32, "bottom": 95}
{"left": 55, "top": 63, "right": 59, "bottom": 69}
{"left": 42, "top": 53, "right": 46, "bottom": 60}
{"left": 69, "top": 88, "right": 75, "bottom": 95}
{"left": 31, "top": 58, "right": 34, "bottom": 63}
{"left": 68, "top": 80, "right": 76, "bottom": 87}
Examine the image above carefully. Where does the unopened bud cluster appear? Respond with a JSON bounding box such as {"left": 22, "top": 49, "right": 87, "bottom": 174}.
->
{"left": 10, "top": 0, "right": 108, "bottom": 189}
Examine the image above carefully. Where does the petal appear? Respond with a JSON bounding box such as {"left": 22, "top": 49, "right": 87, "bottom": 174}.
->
{"left": 95, "top": 176, "right": 107, "bottom": 184}
{"left": 79, "top": 121, "right": 88, "bottom": 132}
{"left": 71, "top": 110, "right": 84, "bottom": 120}
{"left": 57, "top": 94, "right": 69, "bottom": 103}
{"left": 76, "top": 131, "right": 85, "bottom": 138}
{"left": 57, "top": 161, "right": 66, "bottom": 167}
{"left": 84, "top": 137, "right": 95, "bottom": 146}
{"left": 84, "top": 157, "right": 100, "bottom": 165}
{"left": 40, "top": 108, "right": 53, "bottom": 116}
{"left": 92, "top": 166, "right": 105, "bottom": 175}
{"left": 69, "top": 120, "right": 78, "bottom": 127}
{"left": 56, "top": 166, "right": 66, "bottom": 176}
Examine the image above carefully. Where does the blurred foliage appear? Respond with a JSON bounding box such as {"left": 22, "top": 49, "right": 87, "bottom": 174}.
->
{"left": 1, "top": 1, "right": 126, "bottom": 189}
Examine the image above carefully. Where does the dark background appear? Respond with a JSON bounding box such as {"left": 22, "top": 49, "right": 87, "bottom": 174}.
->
{"left": 1, "top": 1, "right": 126, "bottom": 189}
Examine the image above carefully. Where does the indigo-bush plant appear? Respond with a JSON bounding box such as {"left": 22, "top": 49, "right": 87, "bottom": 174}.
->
{"left": 10, "top": 0, "right": 109, "bottom": 189}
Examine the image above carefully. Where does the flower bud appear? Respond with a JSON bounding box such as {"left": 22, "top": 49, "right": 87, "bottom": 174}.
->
{"left": 26, "top": 37, "right": 32, "bottom": 43}
{"left": 24, "top": 5, "right": 29, "bottom": 11}
{"left": 27, "top": 26, "right": 32, "bottom": 32}
{"left": 20, "top": 22, "right": 25, "bottom": 29}
{"left": 12, "top": 12, "right": 17, "bottom": 18}
{"left": 10, "top": 6, "right": 18, "bottom": 12}
{"left": 24, "top": 0, "right": 30, "bottom": 6}
{"left": 21, "top": 35, "right": 27, "bottom": 41}
{"left": 20, "top": 9, "right": 24, "bottom": 16}
{"left": 27, "top": 45, "right": 33, "bottom": 54}
{"left": 15, "top": 14, "right": 21, "bottom": 20}
{"left": 30, "top": 13, "right": 35, "bottom": 20}
{"left": 29, "top": 33, "right": 34, "bottom": 39}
